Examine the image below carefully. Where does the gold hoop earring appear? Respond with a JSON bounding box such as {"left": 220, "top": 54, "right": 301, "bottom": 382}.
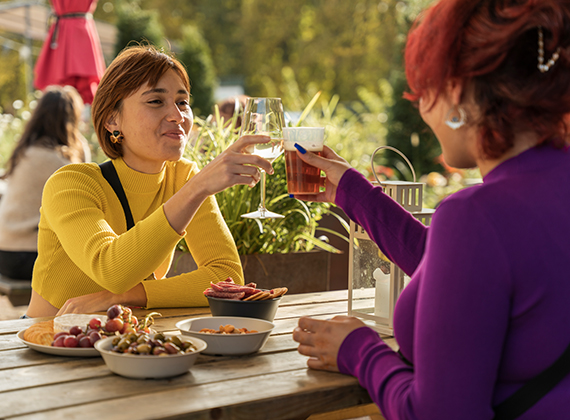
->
{"left": 444, "top": 105, "right": 467, "bottom": 130}
{"left": 110, "top": 130, "right": 124, "bottom": 144}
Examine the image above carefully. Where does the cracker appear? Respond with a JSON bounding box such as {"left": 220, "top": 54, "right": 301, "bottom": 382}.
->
{"left": 251, "top": 291, "right": 271, "bottom": 301}
{"left": 244, "top": 291, "right": 263, "bottom": 301}
{"left": 271, "top": 287, "right": 288, "bottom": 298}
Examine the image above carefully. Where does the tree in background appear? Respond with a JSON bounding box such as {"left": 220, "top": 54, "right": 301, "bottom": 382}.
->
{"left": 382, "top": 0, "right": 443, "bottom": 178}
{"left": 177, "top": 25, "right": 217, "bottom": 118}
{"left": 0, "top": 46, "right": 28, "bottom": 114}
{"left": 129, "top": 0, "right": 401, "bottom": 103}
{"left": 113, "top": 1, "right": 165, "bottom": 55}
{"left": 384, "top": 70, "right": 443, "bottom": 178}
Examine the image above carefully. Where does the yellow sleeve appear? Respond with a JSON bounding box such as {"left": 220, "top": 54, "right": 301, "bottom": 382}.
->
{"left": 41, "top": 165, "right": 183, "bottom": 295}
{"left": 143, "top": 194, "right": 244, "bottom": 308}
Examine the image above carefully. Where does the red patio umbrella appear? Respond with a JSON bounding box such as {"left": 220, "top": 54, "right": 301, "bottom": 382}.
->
{"left": 33, "top": 0, "right": 106, "bottom": 104}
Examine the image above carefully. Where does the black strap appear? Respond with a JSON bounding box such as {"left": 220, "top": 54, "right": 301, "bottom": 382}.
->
{"left": 99, "top": 161, "right": 135, "bottom": 231}
{"left": 493, "top": 340, "right": 570, "bottom": 419}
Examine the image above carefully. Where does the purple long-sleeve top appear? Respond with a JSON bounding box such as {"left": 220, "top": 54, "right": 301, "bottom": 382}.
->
{"left": 335, "top": 145, "right": 570, "bottom": 419}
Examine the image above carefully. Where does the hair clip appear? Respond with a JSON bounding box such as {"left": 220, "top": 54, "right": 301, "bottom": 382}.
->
{"left": 538, "top": 26, "right": 561, "bottom": 73}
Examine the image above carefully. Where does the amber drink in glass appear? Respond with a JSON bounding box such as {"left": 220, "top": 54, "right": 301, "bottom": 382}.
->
{"left": 283, "top": 127, "right": 325, "bottom": 195}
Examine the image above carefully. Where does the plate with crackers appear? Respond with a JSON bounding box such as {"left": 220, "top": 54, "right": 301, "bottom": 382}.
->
{"left": 18, "top": 320, "right": 100, "bottom": 357}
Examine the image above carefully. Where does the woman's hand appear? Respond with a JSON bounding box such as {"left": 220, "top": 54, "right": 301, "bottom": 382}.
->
{"left": 293, "top": 315, "right": 366, "bottom": 372}
{"left": 290, "top": 145, "right": 352, "bottom": 204}
{"left": 57, "top": 290, "right": 118, "bottom": 316}
{"left": 191, "top": 134, "right": 275, "bottom": 198}
{"left": 56, "top": 284, "right": 147, "bottom": 316}
{"left": 164, "top": 134, "right": 275, "bottom": 234}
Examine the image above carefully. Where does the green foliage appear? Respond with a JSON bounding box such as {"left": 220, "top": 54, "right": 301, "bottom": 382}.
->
{"left": 0, "top": 39, "right": 28, "bottom": 113}
{"left": 177, "top": 25, "right": 218, "bottom": 118}
{"left": 385, "top": 71, "right": 443, "bottom": 178}
{"left": 128, "top": 0, "right": 412, "bottom": 102}
{"left": 114, "top": 1, "right": 165, "bottom": 55}
{"left": 185, "top": 108, "right": 341, "bottom": 256}
{"left": 277, "top": 68, "right": 392, "bottom": 179}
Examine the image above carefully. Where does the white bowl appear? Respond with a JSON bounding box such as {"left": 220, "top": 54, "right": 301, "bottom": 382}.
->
{"left": 94, "top": 334, "right": 207, "bottom": 379}
{"left": 175, "top": 316, "right": 274, "bottom": 356}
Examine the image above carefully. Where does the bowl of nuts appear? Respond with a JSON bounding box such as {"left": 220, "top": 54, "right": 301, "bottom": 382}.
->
{"left": 175, "top": 316, "right": 274, "bottom": 356}
{"left": 94, "top": 331, "right": 207, "bottom": 379}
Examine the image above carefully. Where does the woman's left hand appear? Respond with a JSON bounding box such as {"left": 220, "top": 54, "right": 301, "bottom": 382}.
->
{"left": 56, "top": 290, "right": 119, "bottom": 316}
{"left": 293, "top": 315, "right": 366, "bottom": 372}
{"left": 56, "top": 284, "right": 146, "bottom": 316}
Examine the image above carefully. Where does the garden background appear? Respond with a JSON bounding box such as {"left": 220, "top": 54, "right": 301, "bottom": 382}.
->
{"left": 0, "top": 0, "right": 481, "bottom": 317}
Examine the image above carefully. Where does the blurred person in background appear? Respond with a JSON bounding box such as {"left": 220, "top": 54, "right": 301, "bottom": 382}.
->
{"left": 0, "top": 85, "right": 90, "bottom": 281}
{"left": 215, "top": 95, "right": 249, "bottom": 129}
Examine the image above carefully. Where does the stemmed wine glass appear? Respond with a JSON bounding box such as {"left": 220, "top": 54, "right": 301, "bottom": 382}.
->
{"left": 240, "top": 97, "right": 285, "bottom": 219}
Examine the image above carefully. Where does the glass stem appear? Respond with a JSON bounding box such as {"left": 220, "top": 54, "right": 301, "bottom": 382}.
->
{"left": 259, "top": 170, "right": 267, "bottom": 213}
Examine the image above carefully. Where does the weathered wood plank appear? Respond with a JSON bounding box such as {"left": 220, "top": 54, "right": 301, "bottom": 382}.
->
{"left": 0, "top": 349, "right": 309, "bottom": 417}
{"left": 7, "top": 369, "right": 371, "bottom": 420}
{"left": 0, "top": 348, "right": 65, "bottom": 370}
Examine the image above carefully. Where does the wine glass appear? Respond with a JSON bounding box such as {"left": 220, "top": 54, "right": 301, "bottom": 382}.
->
{"left": 240, "top": 97, "right": 285, "bottom": 219}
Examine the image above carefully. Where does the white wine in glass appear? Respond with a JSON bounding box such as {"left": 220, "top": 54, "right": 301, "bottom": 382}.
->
{"left": 240, "top": 97, "right": 285, "bottom": 219}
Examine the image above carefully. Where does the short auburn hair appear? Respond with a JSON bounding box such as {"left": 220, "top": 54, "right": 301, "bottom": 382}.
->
{"left": 405, "top": 0, "right": 570, "bottom": 159}
{"left": 92, "top": 45, "right": 190, "bottom": 159}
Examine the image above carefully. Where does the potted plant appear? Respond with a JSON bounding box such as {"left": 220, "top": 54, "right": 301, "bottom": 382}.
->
{"left": 168, "top": 94, "right": 349, "bottom": 293}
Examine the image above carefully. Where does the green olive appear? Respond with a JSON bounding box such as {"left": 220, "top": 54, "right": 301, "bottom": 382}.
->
{"left": 117, "top": 338, "right": 131, "bottom": 351}
{"left": 136, "top": 334, "right": 149, "bottom": 344}
{"left": 169, "top": 336, "right": 183, "bottom": 347}
{"left": 136, "top": 343, "right": 152, "bottom": 354}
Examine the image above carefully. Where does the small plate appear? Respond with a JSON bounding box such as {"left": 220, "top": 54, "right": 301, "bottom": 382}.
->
{"left": 17, "top": 329, "right": 101, "bottom": 357}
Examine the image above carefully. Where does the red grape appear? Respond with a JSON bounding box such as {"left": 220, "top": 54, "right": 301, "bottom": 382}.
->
{"left": 105, "top": 318, "right": 124, "bottom": 332}
{"left": 107, "top": 304, "right": 123, "bottom": 320}
{"left": 89, "top": 331, "right": 102, "bottom": 345}
{"left": 69, "top": 325, "right": 83, "bottom": 336}
{"left": 53, "top": 332, "right": 67, "bottom": 340}
{"left": 63, "top": 335, "right": 78, "bottom": 348}
{"left": 121, "top": 322, "right": 136, "bottom": 334}
{"left": 89, "top": 317, "right": 102, "bottom": 330}
{"left": 79, "top": 337, "right": 92, "bottom": 348}
{"left": 53, "top": 336, "right": 66, "bottom": 347}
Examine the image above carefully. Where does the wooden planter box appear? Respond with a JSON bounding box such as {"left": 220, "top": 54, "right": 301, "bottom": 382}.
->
{"left": 168, "top": 250, "right": 331, "bottom": 294}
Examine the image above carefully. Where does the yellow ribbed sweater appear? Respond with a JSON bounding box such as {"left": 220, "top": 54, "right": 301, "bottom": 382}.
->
{"left": 32, "top": 157, "right": 243, "bottom": 309}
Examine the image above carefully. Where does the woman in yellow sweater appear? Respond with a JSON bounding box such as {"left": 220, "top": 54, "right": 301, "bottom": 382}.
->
{"left": 26, "top": 46, "right": 274, "bottom": 317}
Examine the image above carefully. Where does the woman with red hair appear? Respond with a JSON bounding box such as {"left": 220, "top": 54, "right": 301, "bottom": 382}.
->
{"left": 292, "top": 0, "right": 570, "bottom": 418}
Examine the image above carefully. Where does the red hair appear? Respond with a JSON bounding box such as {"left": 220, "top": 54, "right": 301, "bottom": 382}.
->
{"left": 405, "top": 0, "right": 570, "bottom": 158}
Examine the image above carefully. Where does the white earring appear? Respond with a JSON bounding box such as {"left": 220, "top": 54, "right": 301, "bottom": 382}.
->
{"left": 445, "top": 105, "right": 467, "bottom": 130}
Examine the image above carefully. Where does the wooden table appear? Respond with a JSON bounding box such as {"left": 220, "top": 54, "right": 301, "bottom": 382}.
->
{"left": 0, "top": 290, "right": 395, "bottom": 420}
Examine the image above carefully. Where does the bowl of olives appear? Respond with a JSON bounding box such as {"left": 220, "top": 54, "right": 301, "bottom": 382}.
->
{"left": 94, "top": 331, "right": 207, "bottom": 379}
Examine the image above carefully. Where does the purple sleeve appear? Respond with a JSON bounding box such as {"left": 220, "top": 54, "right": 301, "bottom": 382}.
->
{"left": 337, "top": 196, "right": 511, "bottom": 419}
{"left": 335, "top": 168, "right": 428, "bottom": 275}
